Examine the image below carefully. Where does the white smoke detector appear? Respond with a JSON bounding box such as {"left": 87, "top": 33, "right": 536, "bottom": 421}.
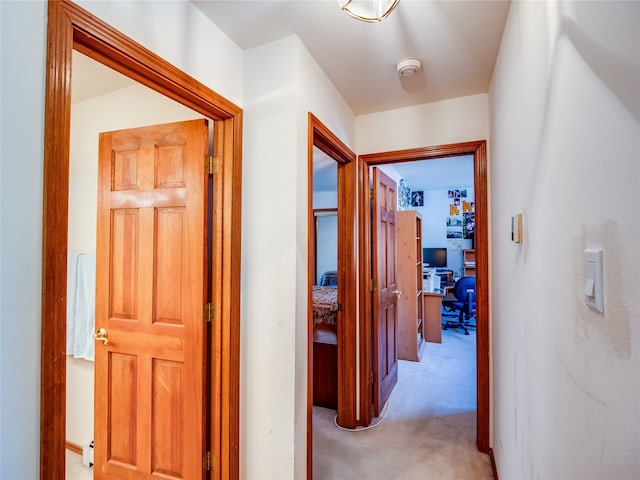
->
{"left": 397, "top": 57, "right": 422, "bottom": 77}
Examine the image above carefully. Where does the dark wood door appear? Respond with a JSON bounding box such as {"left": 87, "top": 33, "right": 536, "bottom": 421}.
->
{"left": 94, "top": 120, "right": 209, "bottom": 479}
{"left": 371, "top": 167, "right": 399, "bottom": 416}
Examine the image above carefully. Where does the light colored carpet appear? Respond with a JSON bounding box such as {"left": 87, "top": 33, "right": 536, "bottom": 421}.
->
{"left": 313, "top": 328, "right": 493, "bottom": 480}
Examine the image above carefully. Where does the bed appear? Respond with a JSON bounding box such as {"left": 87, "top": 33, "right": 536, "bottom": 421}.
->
{"left": 312, "top": 285, "right": 338, "bottom": 327}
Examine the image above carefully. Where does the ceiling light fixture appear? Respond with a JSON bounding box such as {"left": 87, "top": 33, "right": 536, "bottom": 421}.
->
{"left": 338, "top": 0, "right": 400, "bottom": 23}
{"left": 397, "top": 57, "right": 422, "bottom": 77}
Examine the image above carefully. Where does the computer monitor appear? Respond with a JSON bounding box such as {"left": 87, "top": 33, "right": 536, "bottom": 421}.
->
{"left": 422, "top": 247, "right": 447, "bottom": 268}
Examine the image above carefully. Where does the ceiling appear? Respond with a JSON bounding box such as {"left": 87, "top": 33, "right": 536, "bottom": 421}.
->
{"left": 313, "top": 147, "right": 474, "bottom": 193}
{"left": 73, "top": 1, "right": 512, "bottom": 116}
{"left": 72, "top": 51, "right": 135, "bottom": 103}
{"left": 193, "top": 0, "right": 511, "bottom": 115}
{"left": 74, "top": 1, "right": 502, "bottom": 190}
{"left": 390, "top": 155, "right": 474, "bottom": 190}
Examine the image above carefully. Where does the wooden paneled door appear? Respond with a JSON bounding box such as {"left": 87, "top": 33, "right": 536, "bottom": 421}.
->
{"left": 94, "top": 119, "right": 209, "bottom": 479}
{"left": 371, "top": 167, "right": 399, "bottom": 417}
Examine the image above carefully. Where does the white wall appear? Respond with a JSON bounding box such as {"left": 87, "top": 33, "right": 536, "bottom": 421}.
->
{"left": 0, "top": 3, "right": 47, "bottom": 477}
{"left": 489, "top": 1, "right": 640, "bottom": 478}
{"left": 242, "top": 34, "right": 355, "bottom": 479}
{"left": 67, "top": 82, "right": 202, "bottom": 447}
{"left": 0, "top": 1, "right": 242, "bottom": 477}
{"left": 357, "top": 93, "right": 490, "bottom": 153}
{"left": 417, "top": 188, "right": 474, "bottom": 248}
{"left": 312, "top": 191, "right": 338, "bottom": 209}
{"left": 242, "top": 37, "right": 299, "bottom": 480}
{"left": 315, "top": 214, "right": 338, "bottom": 284}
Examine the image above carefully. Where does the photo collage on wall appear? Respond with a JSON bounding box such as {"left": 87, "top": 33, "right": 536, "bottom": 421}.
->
{"left": 447, "top": 189, "right": 474, "bottom": 241}
{"left": 398, "top": 179, "right": 411, "bottom": 210}
{"left": 397, "top": 179, "right": 424, "bottom": 210}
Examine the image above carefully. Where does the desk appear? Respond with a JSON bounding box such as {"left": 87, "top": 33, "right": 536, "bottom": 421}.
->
{"left": 436, "top": 270, "right": 453, "bottom": 283}
{"left": 423, "top": 291, "right": 444, "bottom": 343}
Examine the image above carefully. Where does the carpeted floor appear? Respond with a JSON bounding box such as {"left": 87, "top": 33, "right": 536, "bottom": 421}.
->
{"left": 313, "top": 328, "right": 493, "bottom": 480}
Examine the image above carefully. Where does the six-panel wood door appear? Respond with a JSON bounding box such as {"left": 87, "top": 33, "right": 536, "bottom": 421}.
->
{"left": 94, "top": 120, "right": 209, "bottom": 479}
{"left": 371, "top": 167, "right": 399, "bottom": 417}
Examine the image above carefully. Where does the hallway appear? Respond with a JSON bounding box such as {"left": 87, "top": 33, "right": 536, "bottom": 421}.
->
{"left": 313, "top": 328, "right": 492, "bottom": 479}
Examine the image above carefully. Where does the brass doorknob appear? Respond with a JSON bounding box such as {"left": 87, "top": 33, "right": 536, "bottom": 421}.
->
{"left": 94, "top": 327, "right": 109, "bottom": 345}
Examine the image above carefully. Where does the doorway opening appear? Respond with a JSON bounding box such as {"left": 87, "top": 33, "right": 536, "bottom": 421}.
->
{"left": 42, "top": 2, "right": 242, "bottom": 478}
{"left": 358, "top": 142, "right": 489, "bottom": 453}
{"left": 306, "top": 113, "right": 357, "bottom": 479}
{"left": 65, "top": 51, "right": 216, "bottom": 478}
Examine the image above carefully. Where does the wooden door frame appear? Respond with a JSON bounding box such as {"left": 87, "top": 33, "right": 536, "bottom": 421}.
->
{"left": 41, "top": 1, "right": 242, "bottom": 478}
{"left": 307, "top": 113, "right": 357, "bottom": 479}
{"left": 357, "top": 141, "right": 489, "bottom": 453}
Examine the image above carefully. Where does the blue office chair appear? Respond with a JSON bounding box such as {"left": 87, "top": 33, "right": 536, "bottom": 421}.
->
{"left": 442, "top": 276, "right": 476, "bottom": 335}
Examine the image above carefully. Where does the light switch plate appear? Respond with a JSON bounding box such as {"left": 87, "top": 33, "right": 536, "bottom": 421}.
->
{"left": 511, "top": 213, "right": 523, "bottom": 243}
{"left": 584, "top": 249, "right": 603, "bottom": 313}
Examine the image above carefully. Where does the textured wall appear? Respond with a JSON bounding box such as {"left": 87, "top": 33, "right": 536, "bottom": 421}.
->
{"left": 489, "top": 2, "right": 640, "bottom": 478}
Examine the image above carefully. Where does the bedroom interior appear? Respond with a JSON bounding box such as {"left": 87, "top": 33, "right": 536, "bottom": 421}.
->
{"left": 311, "top": 147, "right": 339, "bottom": 411}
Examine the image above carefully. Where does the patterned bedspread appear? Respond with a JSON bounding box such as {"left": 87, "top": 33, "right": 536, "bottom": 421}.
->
{"left": 312, "top": 286, "right": 338, "bottom": 326}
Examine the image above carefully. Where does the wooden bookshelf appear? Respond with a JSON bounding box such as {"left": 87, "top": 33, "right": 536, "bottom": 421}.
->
{"left": 463, "top": 249, "right": 476, "bottom": 277}
{"left": 397, "top": 210, "right": 424, "bottom": 361}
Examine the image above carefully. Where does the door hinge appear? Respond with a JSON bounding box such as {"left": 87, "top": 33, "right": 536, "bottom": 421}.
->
{"left": 369, "top": 371, "right": 374, "bottom": 384}
{"left": 205, "top": 451, "right": 213, "bottom": 471}
{"left": 370, "top": 187, "right": 375, "bottom": 200}
{"left": 204, "top": 303, "right": 215, "bottom": 323}
{"left": 206, "top": 155, "right": 218, "bottom": 175}
{"left": 370, "top": 278, "right": 376, "bottom": 292}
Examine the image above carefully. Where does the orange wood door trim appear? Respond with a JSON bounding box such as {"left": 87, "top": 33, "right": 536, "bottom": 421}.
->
{"left": 307, "top": 113, "right": 357, "bottom": 479}
{"left": 42, "top": 1, "right": 242, "bottom": 478}
{"left": 358, "top": 141, "right": 490, "bottom": 453}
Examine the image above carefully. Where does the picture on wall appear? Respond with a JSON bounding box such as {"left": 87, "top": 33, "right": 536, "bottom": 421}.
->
{"left": 463, "top": 212, "right": 475, "bottom": 240}
{"left": 448, "top": 188, "right": 467, "bottom": 199}
{"left": 447, "top": 228, "right": 463, "bottom": 239}
{"left": 447, "top": 216, "right": 462, "bottom": 227}
{"left": 411, "top": 190, "right": 424, "bottom": 207}
{"left": 398, "top": 179, "right": 411, "bottom": 210}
